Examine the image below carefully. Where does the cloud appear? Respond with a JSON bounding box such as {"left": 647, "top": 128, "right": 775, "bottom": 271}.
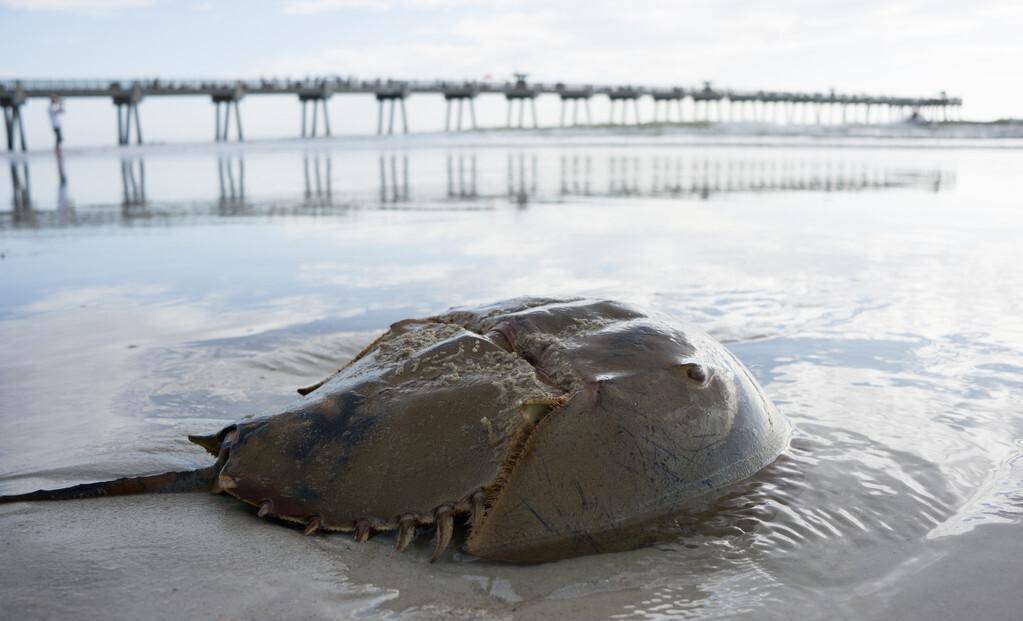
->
{"left": 282, "top": 0, "right": 387, "bottom": 13}
{"left": 5, "top": 0, "right": 1022, "bottom": 118}
{"left": 281, "top": 0, "right": 496, "bottom": 14}
{"left": 1, "top": 0, "right": 154, "bottom": 10}
{"left": 262, "top": 0, "right": 1023, "bottom": 120}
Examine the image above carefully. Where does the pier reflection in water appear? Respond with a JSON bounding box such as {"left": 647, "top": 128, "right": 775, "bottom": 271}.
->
{"left": 447, "top": 153, "right": 477, "bottom": 199}
{"left": 1, "top": 145, "right": 954, "bottom": 228}
{"left": 217, "top": 155, "right": 246, "bottom": 213}
{"left": 121, "top": 157, "right": 146, "bottom": 208}
{"left": 9, "top": 158, "right": 31, "bottom": 217}
{"left": 560, "top": 154, "right": 593, "bottom": 196}
{"left": 508, "top": 153, "right": 539, "bottom": 207}
{"left": 379, "top": 154, "right": 409, "bottom": 204}
{"left": 303, "top": 154, "right": 332, "bottom": 206}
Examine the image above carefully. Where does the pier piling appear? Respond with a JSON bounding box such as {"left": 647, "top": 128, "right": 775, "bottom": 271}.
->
{"left": 2, "top": 84, "right": 28, "bottom": 152}
{"left": 375, "top": 85, "right": 409, "bottom": 135}
{"left": 608, "top": 87, "right": 642, "bottom": 125}
{"left": 298, "top": 83, "right": 333, "bottom": 138}
{"left": 2, "top": 104, "right": 27, "bottom": 152}
{"left": 443, "top": 83, "right": 479, "bottom": 131}
{"left": 112, "top": 83, "right": 144, "bottom": 145}
{"left": 557, "top": 85, "right": 594, "bottom": 127}
{"left": 212, "top": 86, "right": 245, "bottom": 142}
{"left": 506, "top": 74, "right": 540, "bottom": 128}
{"left": 299, "top": 97, "right": 332, "bottom": 138}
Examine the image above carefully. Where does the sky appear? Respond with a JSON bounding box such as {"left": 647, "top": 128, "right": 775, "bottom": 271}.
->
{"left": 1, "top": 0, "right": 1021, "bottom": 148}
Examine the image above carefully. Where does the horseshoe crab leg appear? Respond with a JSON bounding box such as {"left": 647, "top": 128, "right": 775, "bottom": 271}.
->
{"left": 395, "top": 514, "right": 416, "bottom": 552}
{"left": 469, "top": 491, "right": 486, "bottom": 532}
{"left": 303, "top": 516, "right": 322, "bottom": 535}
{"left": 353, "top": 519, "right": 372, "bottom": 543}
{"left": 431, "top": 506, "right": 454, "bottom": 562}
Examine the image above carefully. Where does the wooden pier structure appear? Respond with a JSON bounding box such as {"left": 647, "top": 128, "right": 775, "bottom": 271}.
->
{"left": 0, "top": 76, "right": 962, "bottom": 151}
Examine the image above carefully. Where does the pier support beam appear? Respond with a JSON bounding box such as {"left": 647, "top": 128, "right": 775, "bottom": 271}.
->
{"left": 505, "top": 74, "right": 540, "bottom": 129}
{"left": 213, "top": 99, "right": 244, "bottom": 141}
{"left": 651, "top": 88, "right": 685, "bottom": 123}
{"left": 2, "top": 102, "right": 27, "bottom": 152}
{"left": 608, "top": 88, "right": 642, "bottom": 125}
{"left": 299, "top": 95, "right": 332, "bottom": 138}
{"left": 689, "top": 83, "right": 722, "bottom": 124}
{"left": 560, "top": 96, "right": 593, "bottom": 126}
{"left": 2, "top": 85, "right": 28, "bottom": 152}
{"left": 114, "top": 102, "right": 143, "bottom": 145}
{"left": 505, "top": 95, "right": 539, "bottom": 129}
{"left": 444, "top": 97, "right": 477, "bottom": 131}
{"left": 212, "top": 85, "right": 245, "bottom": 142}
{"left": 692, "top": 98, "right": 714, "bottom": 123}
{"left": 375, "top": 87, "right": 409, "bottom": 135}
{"left": 442, "top": 85, "right": 479, "bottom": 132}
{"left": 556, "top": 86, "right": 594, "bottom": 127}
{"left": 112, "top": 83, "right": 144, "bottom": 146}
{"left": 558, "top": 96, "right": 593, "bottom": 126}
{"left": 442, "top": 83, "right": 479, "bottom": 132}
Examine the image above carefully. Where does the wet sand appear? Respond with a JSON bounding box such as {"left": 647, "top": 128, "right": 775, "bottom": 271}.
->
{"left": 4, "top": 497, "right": 1022, "bottom": 620}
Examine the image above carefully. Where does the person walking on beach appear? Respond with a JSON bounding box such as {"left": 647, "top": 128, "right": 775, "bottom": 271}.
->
{"left": 48, "top": 95, "right": 65, "bottom": 150}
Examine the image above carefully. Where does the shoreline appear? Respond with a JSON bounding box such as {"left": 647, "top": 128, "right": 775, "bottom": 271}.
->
{"left": 3, "top": 122, "right": 1023, "bottom": 161}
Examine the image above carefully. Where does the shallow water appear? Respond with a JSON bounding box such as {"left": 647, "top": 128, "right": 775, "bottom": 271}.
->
{"left": 1, "top": 133, "right": 1021, "bottom": 620}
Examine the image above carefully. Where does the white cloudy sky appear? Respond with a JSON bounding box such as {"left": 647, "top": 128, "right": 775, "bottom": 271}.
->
{"left": 1, "top": 0, "right": 1020, "bottom": 146}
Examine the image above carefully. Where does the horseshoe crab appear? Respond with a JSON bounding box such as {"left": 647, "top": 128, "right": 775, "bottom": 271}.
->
{"left": 1, "top": 298, "right": 789, "bottom": 562}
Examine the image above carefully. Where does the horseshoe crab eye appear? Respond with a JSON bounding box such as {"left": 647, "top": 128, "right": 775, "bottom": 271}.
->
{"left": 677, "top": 362, "right": 713, "bottom": 386}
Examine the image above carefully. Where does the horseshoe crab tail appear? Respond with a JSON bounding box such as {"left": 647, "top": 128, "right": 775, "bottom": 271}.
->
{"left": 0, "top": 466, "right": 217, "bottom": 503}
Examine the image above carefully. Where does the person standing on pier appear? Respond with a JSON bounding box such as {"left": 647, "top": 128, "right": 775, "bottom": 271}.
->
{"left": 48, "top": 95, "right": 65, "bottom": 151}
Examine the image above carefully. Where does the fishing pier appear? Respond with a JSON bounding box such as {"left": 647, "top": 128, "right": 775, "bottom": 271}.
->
{"left": 1, "top": 75, "right": 962, "bottom": 151}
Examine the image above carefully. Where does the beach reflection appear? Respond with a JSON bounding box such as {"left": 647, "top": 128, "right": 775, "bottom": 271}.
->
{"left": 216, "top": 155, "right": 246, "bottom": 213}
{"left": 1, "top": 145, "right": 953, "bottom": 228}
{"left": 121, "top": 157, "right": 145, "bottom": 208}
{"left": 8, "top": 158, "right": 31, "bottom": 220}
{"left": 303, "top": 154, "right": 332, "bottom": 206}
{"left": 379, "top": 154, "right": 409, "bottom": 204}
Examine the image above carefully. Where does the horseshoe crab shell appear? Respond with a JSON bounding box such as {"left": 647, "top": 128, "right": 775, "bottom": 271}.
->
{"left": 1, "top": 298, "right": 790, "bottom": 563}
